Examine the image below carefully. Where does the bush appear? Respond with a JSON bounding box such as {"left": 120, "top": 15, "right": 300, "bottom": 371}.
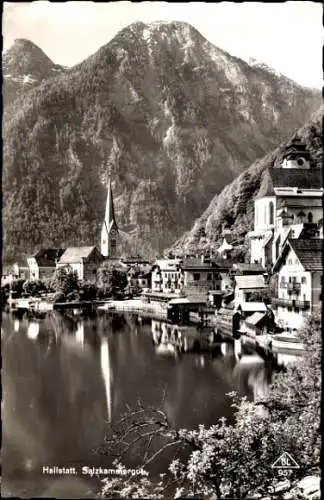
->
{"left": 99, "top": 316, "right": 321, "bottom": 499}
{"left": 51, "top": 268, "right": 79, "bottom": 295}
{"left": 10, "top": 279, "right": 26, "bottom": 297}
{"left": 66, "top": 291, "right": 81, "bottom": 302}
{"left": 23, "top": 279, "right": 47, "bottom": 297}
{"left": 53, "top": 292, "right": 66, "bottom": 303}
{"left": 79, "top": 282, "right": 97, "bottom": 301}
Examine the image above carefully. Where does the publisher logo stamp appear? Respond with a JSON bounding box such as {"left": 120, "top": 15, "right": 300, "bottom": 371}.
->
{"left": 271, "top": 452, "right": 299, "bottom": 476}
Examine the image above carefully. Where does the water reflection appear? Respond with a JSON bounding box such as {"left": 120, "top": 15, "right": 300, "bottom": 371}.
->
{"left": 27, "top": 321, "right": 40, "bottom": 340}
{"left": 2, "top": 311, "right": 279, "bottom": 498}
{"left": 14, "top": 319, "right": 20, "bottom": 333}
{"left": 100, "top": 336, "right": 112, "bottom": 423}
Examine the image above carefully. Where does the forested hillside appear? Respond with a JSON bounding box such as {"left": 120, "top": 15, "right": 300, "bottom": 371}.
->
{"left": 171, "top": 106, "right": 323, "bottom": 259}
{"left": 3, "top": 22, "right": 321, "bottom": 262}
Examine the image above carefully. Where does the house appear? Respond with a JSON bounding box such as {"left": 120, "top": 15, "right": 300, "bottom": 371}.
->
{"left": 57, "top": 246, "right": 104, "bottom": 281}
{"left": 248, "top": 140, "right": 323, "bottom": 267}
{"left": 180, "top": 256, "right": 222, "bottom": 296}
{"left": 12, "top": 261, "right": 30, "bottom": 280}
{"left": 127, "top": 264, "right": 152, "bottom": 291}
{"left": 234, "top": 275, "right": 268, "bottom": 308}
{"left": 27, "top": 248, "right": 65, "bottom": 280}
{"left": 151, "top": 258, "right": 182, "bottom": 293}
{"left": 272, "top": 238, "right": 323, "bottom": 330}
{"left": 239, "top": 312, "right": 270, "bottom": 337}
{"left": 236, "top": 302, "right": 268, "bottom": 318}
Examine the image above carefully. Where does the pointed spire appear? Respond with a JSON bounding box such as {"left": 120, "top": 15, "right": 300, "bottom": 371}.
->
{"left": 101, "top": 157, "right": 119, "bottom": 258}
{"left": 105, "top": 176, "right": 116, "bottom": 228}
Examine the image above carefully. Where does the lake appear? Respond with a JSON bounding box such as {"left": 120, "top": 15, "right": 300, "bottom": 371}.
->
{"left": 2, "top": 310, "right": 275, "bottom": 498}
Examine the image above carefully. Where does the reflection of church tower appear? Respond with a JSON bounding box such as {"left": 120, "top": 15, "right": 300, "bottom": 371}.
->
{"left": 101, "top": 174, "right": 119, "bottom": 258}
{"left": 100, "top": 336, "right": 112, "bottom": 423}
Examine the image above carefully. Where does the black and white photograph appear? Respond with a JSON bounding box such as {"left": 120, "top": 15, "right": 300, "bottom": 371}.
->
{"left": 2, "top": 1, "right": 322, "bottom": 498}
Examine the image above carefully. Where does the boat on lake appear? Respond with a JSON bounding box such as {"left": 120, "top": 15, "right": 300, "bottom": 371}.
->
{"left": 270, "top": 332, "right": 305, "bottom": 353}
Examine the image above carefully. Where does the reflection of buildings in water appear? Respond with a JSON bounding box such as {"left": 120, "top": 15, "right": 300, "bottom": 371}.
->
{"left": 151, "top": 319, "right": 162, "bottom": 345}
{"left": 27, "top": 321, "right": 40, "bottom": 340}
{"left": 276, "top": 352, "right": 300, "bottom": 368}
{"left": 14, "top": 319, "right": 20, "bottom": 333}
{"left": 100, "top": 336, "right": 112, "bottom": 423}
{"left": 234, "top": 339, "right": 242, "bottom": 361}
{"left": 75, "top": 322, "right": 84, "bottom": 346}
{"left": 220, "top": 342, "right": 228, "bottom": 356}
{"left": 247, "top": 365, "right": 269, "bottom": 401}
{"left": 233, "top": 355, "right": 270, "bottom": 403}
{"left": 152, "top": 320, "right": 185, "bottom": 357}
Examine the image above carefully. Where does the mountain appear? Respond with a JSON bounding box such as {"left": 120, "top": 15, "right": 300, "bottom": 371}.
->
{"left": 3, "top": 22, "right": 321, "bottom": 262}
{"left": 171, "top": 106, "right": 323, "bottom": 259}
{"left": 3, "top": 38, "right": 66, "bottom": 106}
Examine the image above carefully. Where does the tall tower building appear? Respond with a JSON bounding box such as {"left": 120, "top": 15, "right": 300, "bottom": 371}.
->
{"left": 101, "top": 176, "right": 119, "bottom": 258}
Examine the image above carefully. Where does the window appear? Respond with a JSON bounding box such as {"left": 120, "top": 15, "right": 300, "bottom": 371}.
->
{"left": 301, "top": 277, "right": 306, "bottom": 284}
{"left": 308, "top": 212, "right": 313, "bottom": 223}
{"left": 193, "top": 273, "right": 200, "bottom": 281}
{"left": 288, "top": 259, "right": 292, "bottom": 265}
{"left": 269, "top": 201, "right": 274, "bottom": 225}
{"left": 207, "top": 273, "right": 212, "bottom": 281}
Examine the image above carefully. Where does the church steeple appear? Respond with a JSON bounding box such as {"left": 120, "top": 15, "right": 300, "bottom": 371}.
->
{"left": 101, "top": 169, "right": 119, "bottom": 258}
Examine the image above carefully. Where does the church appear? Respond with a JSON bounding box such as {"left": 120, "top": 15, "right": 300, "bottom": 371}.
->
{"left": 248, "top": 139, "right": 323, "bottom": 268}
{"left": 101, "top": 176, "right": 119, "bottom": 260}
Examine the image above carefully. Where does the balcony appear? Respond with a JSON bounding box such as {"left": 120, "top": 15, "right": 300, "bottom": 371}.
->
{"left": 287, "top": 282, "right": 301, "bottom": 294}
{"left": 271, "top": 297, "right": 310, "bottom": 309}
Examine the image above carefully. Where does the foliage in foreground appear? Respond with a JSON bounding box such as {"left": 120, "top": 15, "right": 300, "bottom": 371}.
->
{"left": 99, "top": 315, "right": 321, "bottom": 499}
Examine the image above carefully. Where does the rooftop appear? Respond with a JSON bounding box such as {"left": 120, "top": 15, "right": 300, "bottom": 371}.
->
{"left": 244, "top": 312, "right": 267, "bottom": 326}
{"left": 181, "top": 257, "right": 220, "bottom": 270}
{"left": 234, "top": 275, "right": 267, "bottom": 289}
{"left": 238, "top": 302, "right": 268, "bottom": 313}
{"left": 59, "top": 246, "right": 99, "bottom": 264}
{"left": 257, "top": 168, "right": 323, "bottom": 197}
{"left": 153, "top": 259, "right": 181, "bottom": 271}
{"left": 32, "top": 248, "right": 65, "bottom": 267}
{"left": 288, "top": 239, "right": 323, "bottom": 271}
{"left": 232, "top": 263, "right": 266, "bottom": 274}
{"left": 270, "top": 168, "right": 322, "bottom": 190}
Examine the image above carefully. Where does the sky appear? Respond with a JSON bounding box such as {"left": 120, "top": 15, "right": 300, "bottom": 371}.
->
{"left": 3, "top": 1, "right": 322, "bottom": 89}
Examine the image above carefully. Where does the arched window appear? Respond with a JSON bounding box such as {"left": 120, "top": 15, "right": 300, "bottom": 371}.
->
{"left": 269, "top": 201, "right": 274, "bottom": 225}
{"left": 308, "top": 212, "right": 313, "bottom": 223}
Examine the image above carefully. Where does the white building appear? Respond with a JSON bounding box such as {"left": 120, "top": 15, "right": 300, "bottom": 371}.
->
{"left": 272, "top": 239, "right": 322, "bottom": 330}
{"left": 57, "top": 246, "right": 104, "bottom": 281}
{"left": 151, "top": 258, "right": 182, "bottom": 293}
{"left": 248, "top": 141, "right": 323, "bottom": 267}
{"left": 234, "top": 275, "right": 268, "bottom": 309}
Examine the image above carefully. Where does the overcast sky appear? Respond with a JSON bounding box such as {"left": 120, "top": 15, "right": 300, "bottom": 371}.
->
{"left": 3, "top": 1, "right": 322, "bottom": 89}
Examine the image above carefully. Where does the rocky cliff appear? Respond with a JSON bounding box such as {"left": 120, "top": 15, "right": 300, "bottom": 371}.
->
{"left": 3, "top": 38, "right": 66, "bottom": 106}
{"left": 3, "top": 22, "right": 321, "bottom": 261}
{"left": 171, "top": 106, "right": 323, "bottom": 259}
